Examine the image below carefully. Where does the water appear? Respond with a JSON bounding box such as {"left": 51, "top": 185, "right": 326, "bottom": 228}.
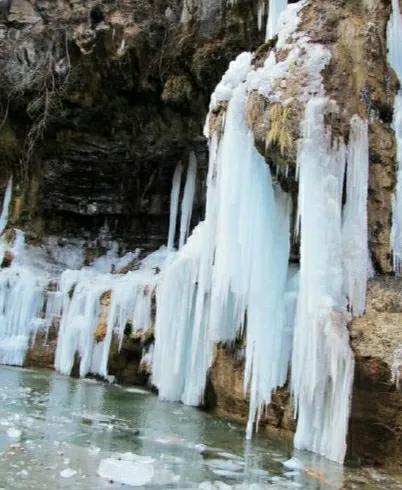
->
{"left": 0, "top": 366, "right": 399, "bottom": 489}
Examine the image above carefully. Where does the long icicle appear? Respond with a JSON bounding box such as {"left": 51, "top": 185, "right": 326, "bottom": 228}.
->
{"left": 291, "top": 97, "right": 354, "bottom": 464}
{"left": 388, "top": 0, "right": 402, "bottom": 273}
{"left": 167, "top": 164, "right": 183, "bottom": 250}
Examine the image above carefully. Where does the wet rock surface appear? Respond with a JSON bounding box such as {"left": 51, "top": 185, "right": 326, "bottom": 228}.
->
{"left": 206, "top": 346, "right": 296, "bottom": 436}
{"left": 0, "top": 0, "right": 262, "bottom": 250}
{"left": 349, "top": 278, "right": 402, "bottom": 468}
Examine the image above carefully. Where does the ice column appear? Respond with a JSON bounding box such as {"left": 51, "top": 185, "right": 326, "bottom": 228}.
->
{"left": 0, "top": 178, "right": 12, "bottom": 235}
{"left": 388, "top": 0, "right": 402, "bottom": 273}
{"left": 291, "top": 97, "right": 354, "bottom": 464}
{"left": 0, "top": 232, "right": 46, "bottom": 366}
{"left": 179, "top": 153, "right": 197, "bottom": 249}
{"left": 167, "top": 164, "right": 183, "bottom": 250}
{"left": 266, "top": 0, "right": 288, "bottom": 41}
{"left": 342, "top": 116, "right": 369, "bottom": 316}
{"left": 153, "top": 70, "right": 292, "bottom": 426}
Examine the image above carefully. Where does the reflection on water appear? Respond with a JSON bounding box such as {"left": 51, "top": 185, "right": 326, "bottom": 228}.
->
{"left": 0, "top": 366, "right": 399, "bottom": 489}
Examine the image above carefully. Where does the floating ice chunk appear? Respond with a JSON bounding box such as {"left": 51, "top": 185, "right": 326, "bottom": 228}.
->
{"left": 88, "top": 446, "right": 100, "bottom": 456}
{"left": 97, "top": 453, "right": 177, "bottom": 487}
{"left": 124, "top": 387, "right": 151, "bottom": 395}
{"left": 210, "top": 469, "right": 243, "bottom": 479}
{"left": 98, "top": 457, "right": 155, "bottom": 486}
{"left": 60, "top": 468, "right": 77, "bottom": 478}
{"left": 6, "top": 427, "right": 21, "bottom": 439}
{"left": 283, "top": 457, "right": 304, "bottom": 471}
{"left": 206, "top": 459, "right": 245, "bottom": 472}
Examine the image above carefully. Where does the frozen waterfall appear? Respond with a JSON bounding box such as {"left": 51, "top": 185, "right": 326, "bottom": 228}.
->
{"left": 291, "top": 97, "right": 355, "bottom": 464}
{"left": 153, "top": 65, "right": 295, "bottom": 438}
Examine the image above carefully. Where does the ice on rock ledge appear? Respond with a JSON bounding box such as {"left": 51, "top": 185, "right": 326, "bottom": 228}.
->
{"left": 210, "top": 52, "right": 253, "bottom": 109}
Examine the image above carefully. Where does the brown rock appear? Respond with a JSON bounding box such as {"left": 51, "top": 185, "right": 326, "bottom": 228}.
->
{"left": 349, "top": 277, "right": 402, "bottom": 468}
{"left": 1, "top": 250, "right": 14, "bottom": 268}
{"left": 94, "top": 322, "right": 107, "bottom": 343}
{"left": 8, "top": 0, "right": 42, "bottom": 25}
{"left": 24, "top": 326, "right": 58, "bottom": 369}
{"left": 206, "top": 345, "right": 296, "bottom": 436}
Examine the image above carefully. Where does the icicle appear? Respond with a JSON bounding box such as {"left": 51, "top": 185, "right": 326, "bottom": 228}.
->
{"left": 388, "top": 0, "right": 402, "bottom": 273}
{"left": 53, "top": 247, "right": 166, "bottom": 379}
{"left": 178, "top": 153, "right": 197, "bottom": 249}
{"left": 54, "top": 269, "right": 108, "bottom": 377}
{"left": 291, "top": 97, "right": 354, "bottom": 464}
{"left": 257, "top": 1, "right": 265, "bottom": 31}
{"left": 153, "top": 67, "right": 293, "bottom": 424}
{"left": 0, "top": 178, "right": 12, "bottom": 235}
{"left": 0, "top": 232, "right": 46, "bottom": 366}
{"left": 342, "top": 116, "right": 369, "bottom": 316}
{"left": 167, "top": 164, "right": 183, "bottom": 250}
{"left": 266, "top": 0, "right": 288, "bottom": 42}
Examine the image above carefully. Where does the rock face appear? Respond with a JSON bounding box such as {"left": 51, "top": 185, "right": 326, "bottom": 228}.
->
{"left": 349, "top": 278, "right": 402, "bottom": 467}
{"left": 246, "top": 0, "right": 397, "bottom": 272}
{"left": 0, "top": 0, "right": 262, "bottom": 250}
{"left": 206, "top": 346, "right": 296, "bottom": 436}
{"left": 25, "top": 327, "right": 57, "bottom": 369}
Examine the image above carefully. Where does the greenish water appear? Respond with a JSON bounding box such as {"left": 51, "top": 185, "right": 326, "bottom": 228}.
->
{"left": 0, "top": 366, "right": 400, "bottom": 489}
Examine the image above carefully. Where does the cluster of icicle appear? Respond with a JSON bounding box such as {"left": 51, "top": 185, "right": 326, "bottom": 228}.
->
{"left": 388, "top": 0, "right": 402, "bottom": 273}
{"left": 0, "top": 151, "right": 198, "bottom": 378}
{"left": 154, "top": 0, "right": 370, "bottom": 465}
{"left": 229, "top": 0, "right": 289, "bottom": 41}
{"left": 0, "top": 0, "right": 373, "bottom": 466}
{"left": 182, "top": 0, "right": 288, "bottom": 44}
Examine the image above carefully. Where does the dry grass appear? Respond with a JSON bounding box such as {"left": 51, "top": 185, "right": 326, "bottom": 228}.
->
{"left": 265, "top": 103, "right": 293, "bottom": 156}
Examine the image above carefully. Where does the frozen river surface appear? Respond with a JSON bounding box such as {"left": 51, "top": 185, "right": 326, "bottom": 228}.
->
{"left": 0, "top": 366, "right": 400, "bottom": 489}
